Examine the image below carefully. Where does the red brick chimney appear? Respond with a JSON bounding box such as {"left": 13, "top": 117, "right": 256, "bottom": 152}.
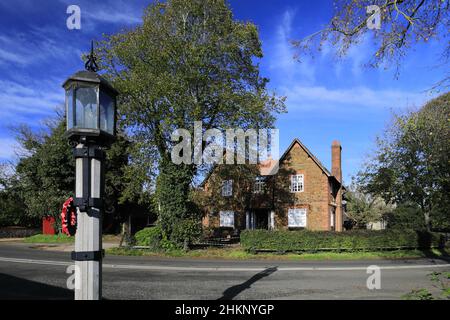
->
{"left": 331, "top": 140, "right": 342, "bottom": 182}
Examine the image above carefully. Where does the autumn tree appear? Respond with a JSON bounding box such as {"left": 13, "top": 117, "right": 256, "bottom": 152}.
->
{"left": 96, "top": 0, "right": 285, "bottom": 244}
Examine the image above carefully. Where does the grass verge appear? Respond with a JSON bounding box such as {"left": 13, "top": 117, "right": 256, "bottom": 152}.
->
{"left": 106, "top": 246, "right": 449, "bottom": 261}
{"left": 24, "top": 234, "right": 74, "bottom": 243}
{"left": 23, "top": 234, "right": 121, "bottom": 244}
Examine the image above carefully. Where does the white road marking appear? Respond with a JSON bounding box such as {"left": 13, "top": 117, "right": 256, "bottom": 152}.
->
{"left": 0, "top": 256, "right": 449, "bottom": 272}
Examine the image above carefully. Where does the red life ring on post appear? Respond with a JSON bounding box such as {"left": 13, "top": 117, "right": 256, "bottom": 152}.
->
{"left": 61, "top": 197, "right": 77, "bottom": 236}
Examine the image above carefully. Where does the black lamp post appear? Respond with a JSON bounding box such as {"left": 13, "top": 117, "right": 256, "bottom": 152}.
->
{"left": 63, "top": 42, "right": 117, "bottom": 300}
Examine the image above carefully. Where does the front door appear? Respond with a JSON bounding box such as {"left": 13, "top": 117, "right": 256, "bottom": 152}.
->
{"left": 247, "top": 209, "right": 269, "bottom": 230}
{"left": 255, "top": 209, "right": 268, "bottom": 229}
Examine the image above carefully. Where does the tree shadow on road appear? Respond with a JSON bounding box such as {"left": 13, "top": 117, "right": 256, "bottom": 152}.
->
{"left": 0, "top": 273, "right": 73, "bottom": 300}
{"left": 419, "top": 249, "right": 450, "bottom": 263}
{"left": 218, "top": 266, "right": 278, "bottom": 300}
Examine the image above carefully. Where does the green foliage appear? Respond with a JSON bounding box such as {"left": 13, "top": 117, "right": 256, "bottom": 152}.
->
{"left": 240, "top": 229, "right": 443, "bottom": 252}
{"left": 358, "top": 92, "right": 450, "bottom": 231}
{"left": 429, "top": 272, "right": 450, "bottom": 300}
{"left": 195, "top": 163, "right": 260, "bottom": 214}
{"left": 4, "top": 114, "right": 149, "bottom": 229}
{"left": 403, "top": 289, "right": 434, "bottom": 300}
{"left": 345, "top": 187, "right": 393, "bottom": 229}
{"left": 108, "top": 246, "right": 449, "bottom": 260}
{"left": 134, "top": 226, "right": 163, "bottom": 250}
{"left": 135, "top": 220, "right": 202, "bottom": 251}
{"left": 103, "top": 130, "right": 154, "bottom": 225}
{"left": 384, "top": 203, "right": 426, "bottom": 230}
{"left": 0, "top": 165, "right": 31, "bottom": 227}
{"left": 155, "top": 159, "right": 198, "bottom": 239}
{"left": 159, "top": 237, "right": 179, "bottom": 251}
{"left": 97, "top": 0, "right": 285, "bottom": 244}
{"left": 404, "top": 272, "right": 450, "bottom": 300}
{"left": 171, "top": 218, "right": 202, "bottom": 246}
{"left": 24, "top": 234, "right": 74, "bottom": 243}
{"left": 14, "top": 120, "right": 75, "bottom": 225}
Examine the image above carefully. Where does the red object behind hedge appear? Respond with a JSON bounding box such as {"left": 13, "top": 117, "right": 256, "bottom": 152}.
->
{"left": 42, "top": 217, "right": 56, "bottom": 235}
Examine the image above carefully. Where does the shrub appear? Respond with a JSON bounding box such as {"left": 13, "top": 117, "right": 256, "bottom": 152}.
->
{"left": 170, "top": 218, "right": 202, "bottom": 248}
{"left": 240, "top": 229, "right": 443, "bottom": 252}
{"left": 159, "top": 237, "right": 178, "bottom": 251}
{"left": 134, "top": 225, "right": 184, "bottom": 251}
{"left": 134, "top": 226, "right": 162, "bottom": 249}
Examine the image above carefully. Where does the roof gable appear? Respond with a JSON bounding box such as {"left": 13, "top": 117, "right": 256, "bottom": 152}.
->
{"left": 199, "top": 138, "right": 342, "bottom": 187}
{"left": 279, "top": 138, "right": 332, "bottom": 177}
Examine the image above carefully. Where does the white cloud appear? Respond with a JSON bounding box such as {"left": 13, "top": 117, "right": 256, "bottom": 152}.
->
{"left": 264, "top": 8, "right": 315, "bottom": 85}
{"left": 281, "top": 85, "right": 432, "bottom": 111}
{"left": 58, "top": 0, "right": 142, "bottom": 27}
{"left": 0, "top": 79, "right": 63, "bottom": 120}
{"left": 0, "top": 34, "right": 79, "bottom": 67}
{"left": 85, "top": 8, "right": 141, "bottom": 25}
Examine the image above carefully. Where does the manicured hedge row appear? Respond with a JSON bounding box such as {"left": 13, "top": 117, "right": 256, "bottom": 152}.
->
{"left": 240, "top": 229, "right": 444, "bottom": 252}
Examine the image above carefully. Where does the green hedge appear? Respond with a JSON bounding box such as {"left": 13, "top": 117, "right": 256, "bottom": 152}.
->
{"left": 134, "top": 226, "right": 162, "bottom": 248}
{"left": 240, "top": 229, "right": 444, "bottom": 252}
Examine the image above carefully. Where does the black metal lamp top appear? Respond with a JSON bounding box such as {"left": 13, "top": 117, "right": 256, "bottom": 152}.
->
{"left": 63, "top": 41, "right": 118, "bottom": 146}
{"left": 85, "top": 40, "right": 99, "bottom": 72}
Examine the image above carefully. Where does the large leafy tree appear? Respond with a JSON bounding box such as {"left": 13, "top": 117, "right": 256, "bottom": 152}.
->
{"left": 358, "top": 92, "right": 450, "bottom": 230}
{"left": 345, "top": 186, "right": 393, "bottom": 229}
{"left": 96, "top": 0, "right": 285, "bottom": 243}
{"left": 0, "top": 164, "right": 30, "bottom": 227}
{"left": 12, "top": 115, "right": 149, "bottom": 231}
{"left": 14, "top": 120, "right": 75, "bottom": 227}
{"left": 293, "top": 0, "right": 449, "bottom": 89}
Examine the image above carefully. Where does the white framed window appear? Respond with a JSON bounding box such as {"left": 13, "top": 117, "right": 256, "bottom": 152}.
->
{"left": 253, "top": 176, "right": 266, "bottom": 193}
{"left": 290, "top": 174, "right": 304, "bottom": 192}
{"left": 219, "top": 211, "right": 234, "bottom": 228}
{"left": 222, "top": 180, "right": 233, "bottom": 197}
{"left": 288, "top": 208, "right": 307, "bottom": 228}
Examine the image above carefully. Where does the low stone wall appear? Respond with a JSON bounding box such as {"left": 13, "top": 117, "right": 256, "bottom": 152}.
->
{"left": 0, "top": 227, "right": 40, "bottom": 239}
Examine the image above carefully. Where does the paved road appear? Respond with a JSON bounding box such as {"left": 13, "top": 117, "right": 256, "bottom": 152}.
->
{"left": 0, "top": 242, "right": 448, "bottom": 300}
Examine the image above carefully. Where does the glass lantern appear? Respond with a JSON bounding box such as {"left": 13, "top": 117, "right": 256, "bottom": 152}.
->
{"left": 63, "top": 70, "right": 118, "bottom": 144}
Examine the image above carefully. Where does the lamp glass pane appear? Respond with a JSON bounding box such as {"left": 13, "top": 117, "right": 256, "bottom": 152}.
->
{"left": 66, "top": 87, "right": 74, "bottom": 130}
{"left": 74, "top": 86, "right": 98, "bottom": 129}
{"left": 99, "top": 90, "right": 115, "bottom": 135}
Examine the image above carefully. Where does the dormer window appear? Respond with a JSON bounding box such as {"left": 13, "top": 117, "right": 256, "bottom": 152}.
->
{"left": 290, "top": 174, "right": 304, "bottom": 193}
{"left": 222, "top": 180, "right": 233, "bottom": 197}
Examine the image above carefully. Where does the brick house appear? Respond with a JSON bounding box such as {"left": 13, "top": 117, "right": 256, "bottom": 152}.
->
{"left": 199, "top": 138, "right": 346, "bottom": 234}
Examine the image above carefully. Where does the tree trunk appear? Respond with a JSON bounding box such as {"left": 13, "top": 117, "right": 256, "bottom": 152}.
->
{"left": 119, "top": 215, "right": 132, "bottom": 247}
{"left": 424, "top": 211, "right": 431, "bottom": 231}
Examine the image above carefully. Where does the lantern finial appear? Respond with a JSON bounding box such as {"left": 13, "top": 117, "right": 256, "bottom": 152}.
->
{"left": 85, "top": 40, "right": 99, "bottom": 72}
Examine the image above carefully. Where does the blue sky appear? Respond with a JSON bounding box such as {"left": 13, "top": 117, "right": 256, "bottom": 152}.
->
{"left": 0, "top": 0, "right": 447, "bottom": 183}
